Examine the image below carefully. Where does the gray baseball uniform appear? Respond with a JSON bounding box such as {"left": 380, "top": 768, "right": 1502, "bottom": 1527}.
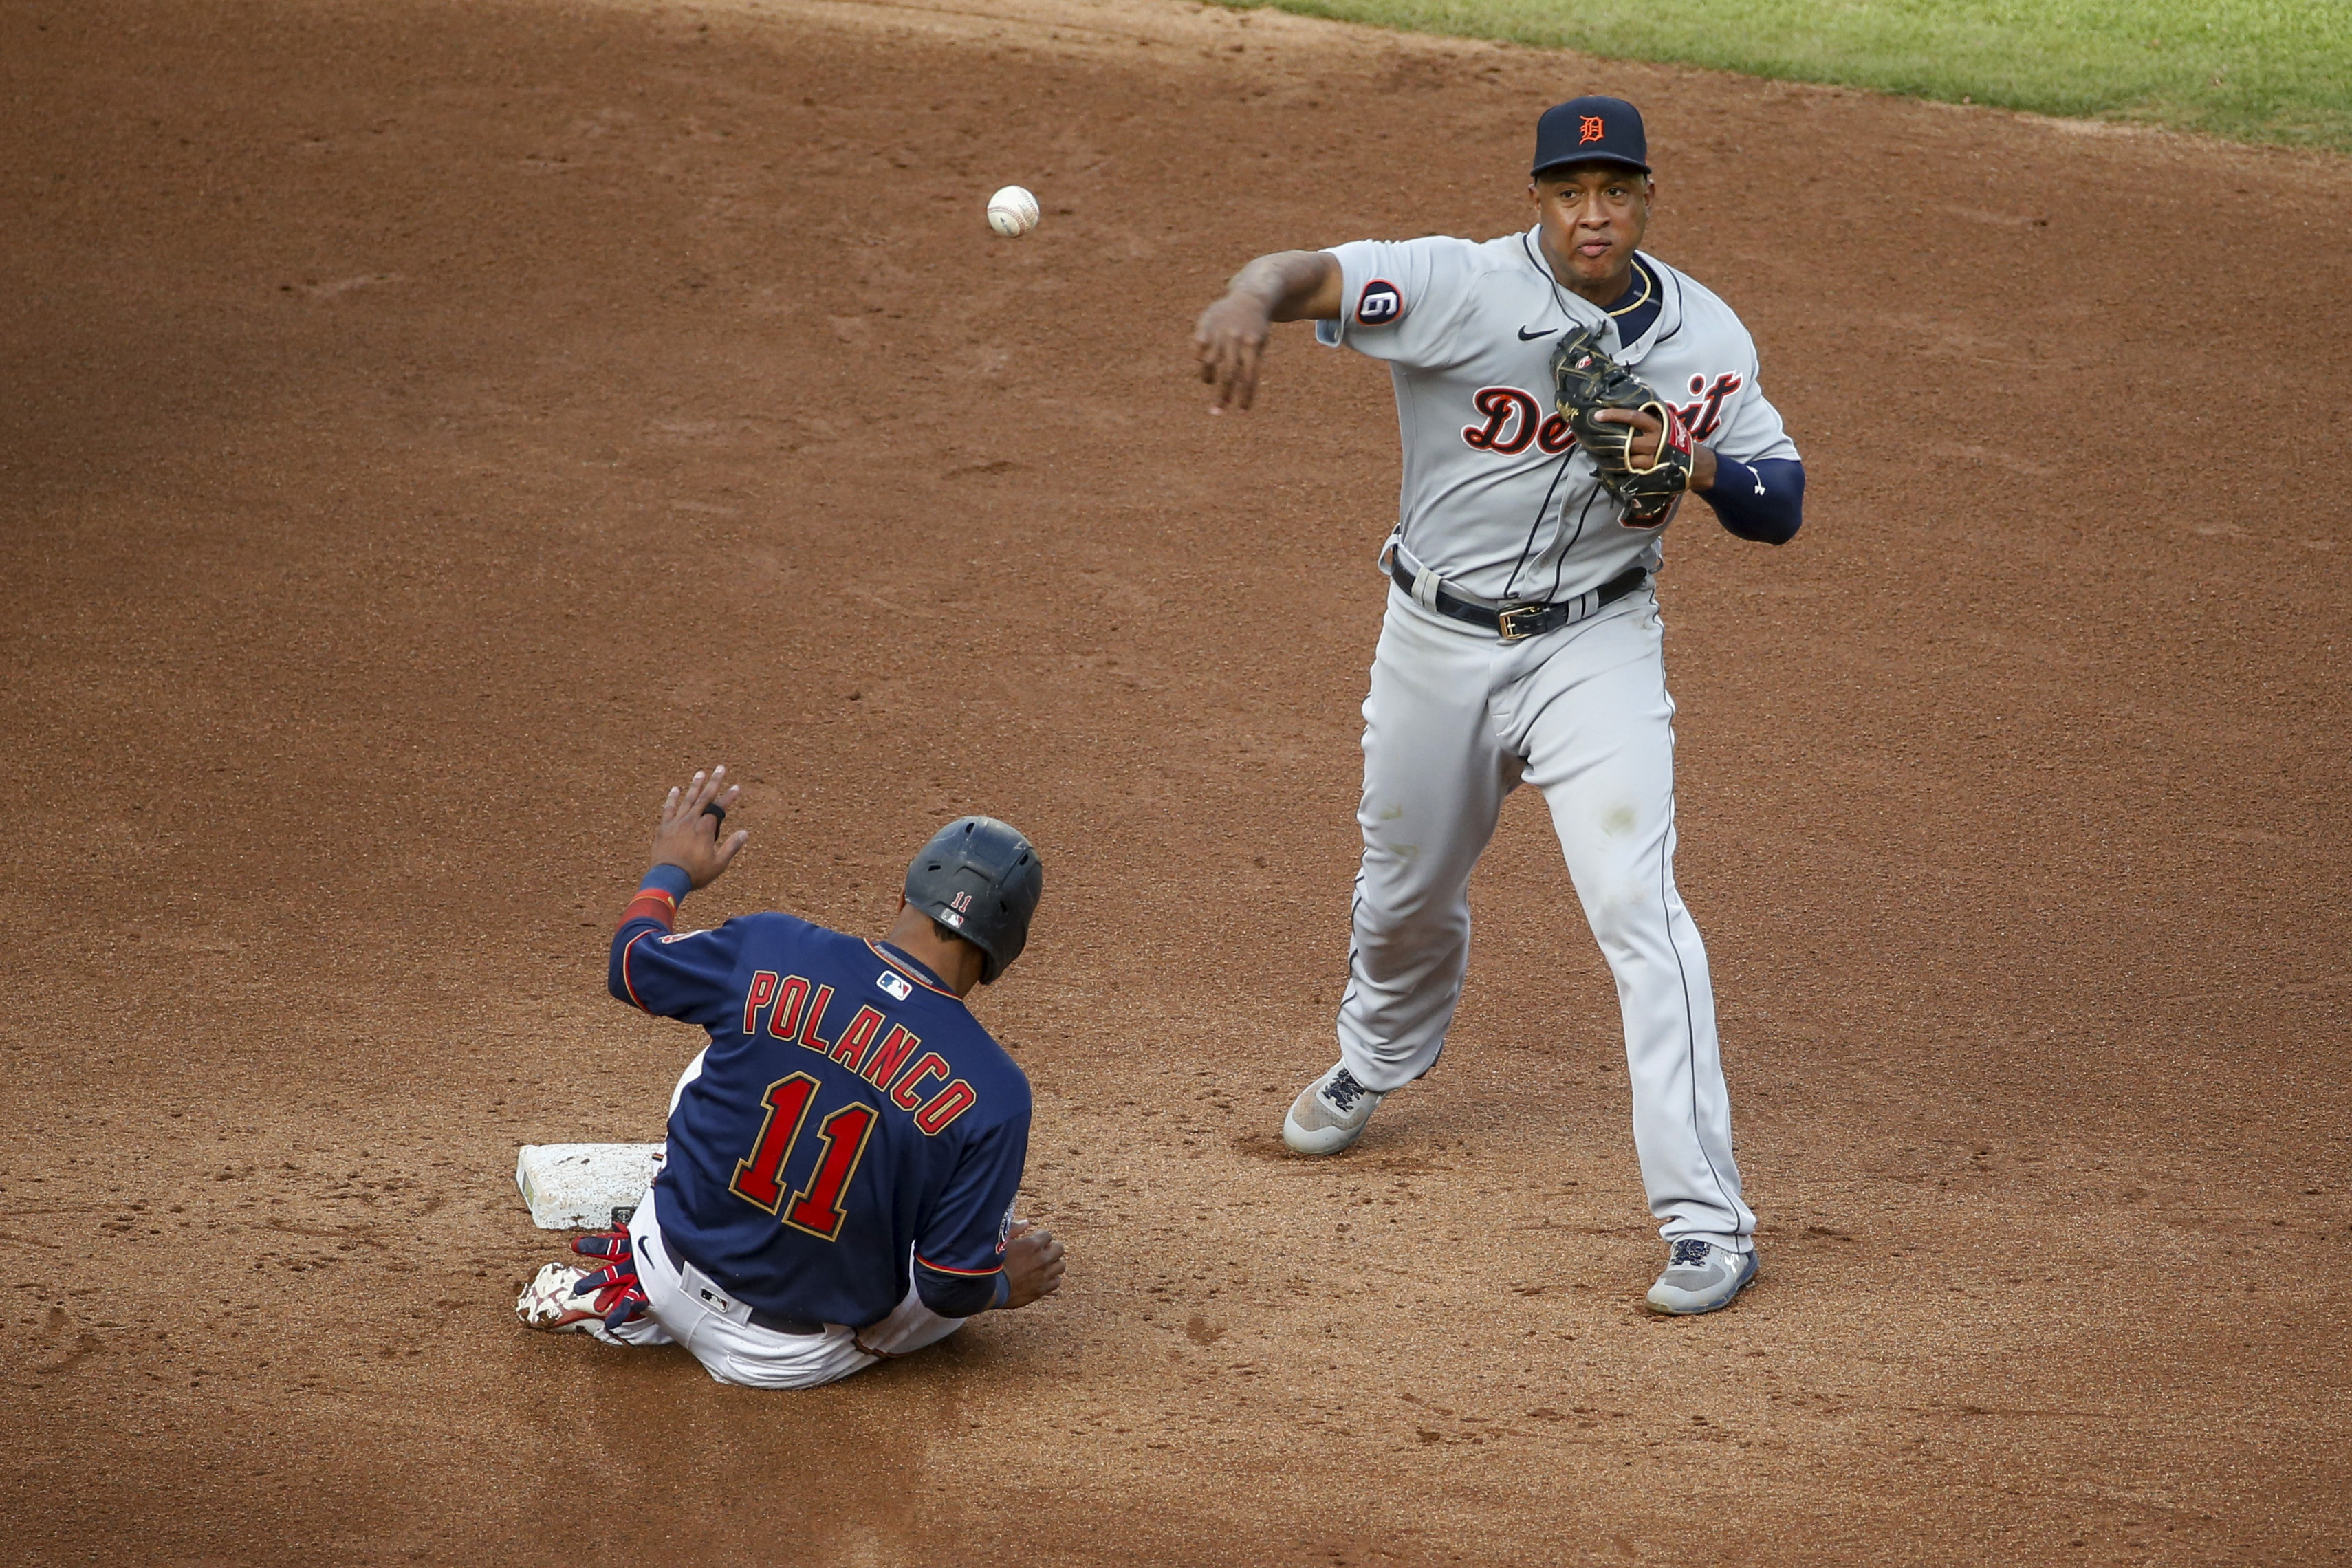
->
{"left": 1312, "top": 227, "right": 1801, "bottom": 1252}
{"left": 1318, "top": 230, "right": 1798, "bottom": 602}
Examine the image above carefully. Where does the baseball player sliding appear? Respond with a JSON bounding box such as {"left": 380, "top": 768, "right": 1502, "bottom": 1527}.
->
{"left": 516, "top": 767, "right": 1067, "bottom": 1385}
{"left": 1195, "top": 97, "right": 1805, "bottom": 1314}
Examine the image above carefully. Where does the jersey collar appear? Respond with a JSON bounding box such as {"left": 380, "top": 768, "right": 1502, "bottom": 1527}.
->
{"left": 1613, "top": 251, "right": 1682, "bottom": 366}
{"left": 1517, "top": 229, "right": 1679, "bottom": 363}
{"left": 868, "top": 939, "right": 961, "bottom": 1000}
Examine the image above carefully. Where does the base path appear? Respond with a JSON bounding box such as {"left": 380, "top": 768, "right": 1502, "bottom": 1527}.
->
{"left": 2, "top": 0, "right": 2347, "bottom": 1562}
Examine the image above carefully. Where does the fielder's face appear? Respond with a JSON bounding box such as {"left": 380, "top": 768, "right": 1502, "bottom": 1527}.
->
{"left": 1529, "top": 164, "right": 1653, "bottom": 295}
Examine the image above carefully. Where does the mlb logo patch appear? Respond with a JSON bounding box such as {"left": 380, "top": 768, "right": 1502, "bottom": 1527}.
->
{"left": 1356, "top": 279, "right": 1403, "bottom": 325}
{"left": 877, "top": 970, "right": 913, "bottom": 1001}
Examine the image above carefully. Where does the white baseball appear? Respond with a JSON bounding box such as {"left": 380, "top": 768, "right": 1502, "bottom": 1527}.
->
{"left": 986, "top": 185, "right": 1040, "bottom": 238}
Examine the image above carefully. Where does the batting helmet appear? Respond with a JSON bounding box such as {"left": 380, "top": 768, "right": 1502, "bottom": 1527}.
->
{"left": 903, "top": 816, "right": 1043, "bottom": 985}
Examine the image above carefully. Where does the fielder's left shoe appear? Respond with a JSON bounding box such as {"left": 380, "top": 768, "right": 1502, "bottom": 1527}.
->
{"left": 1644, "top": 1239, "right": 1758, "bottom": 1316}
{"left": 1282, "top": 1062, "right": 1386, "bottom": 1155}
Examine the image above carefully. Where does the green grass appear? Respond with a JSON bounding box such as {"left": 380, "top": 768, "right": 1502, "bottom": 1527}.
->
{"left": 1219, "top": 0, "right": 2352, "bottom": 152}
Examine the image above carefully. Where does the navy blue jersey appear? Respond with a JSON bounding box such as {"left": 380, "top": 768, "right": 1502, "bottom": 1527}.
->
{"left": 608, "top": 871, "right": 1030, "bottom": 1329}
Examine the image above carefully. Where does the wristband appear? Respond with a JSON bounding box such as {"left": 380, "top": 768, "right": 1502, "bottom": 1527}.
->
{"left": 640, "top": 863, "right": 695, "bottom": 901}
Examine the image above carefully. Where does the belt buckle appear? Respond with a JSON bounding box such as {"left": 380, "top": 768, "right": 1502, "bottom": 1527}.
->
{"left": 1496, "top": 603, "right": 1544, "bottom": 644}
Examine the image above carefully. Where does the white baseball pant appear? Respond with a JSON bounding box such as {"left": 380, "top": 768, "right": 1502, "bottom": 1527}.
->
{"left": 1337, "top": 581, "right": 1756, "bottom": 1252}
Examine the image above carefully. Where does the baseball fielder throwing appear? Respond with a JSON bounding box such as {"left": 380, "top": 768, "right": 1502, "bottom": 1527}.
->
{"left": 1194, "top": 97, "right": 1804, "bottom": 1314}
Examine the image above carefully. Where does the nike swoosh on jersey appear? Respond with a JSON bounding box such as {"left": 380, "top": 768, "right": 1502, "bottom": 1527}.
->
{"left": 1516, "top": 326, "right": 1556, "bottom": 340}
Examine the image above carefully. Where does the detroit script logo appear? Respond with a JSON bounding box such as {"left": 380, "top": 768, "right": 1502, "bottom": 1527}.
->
{"left": 1461, "top": 371, "right": 1744, "bottom": 456}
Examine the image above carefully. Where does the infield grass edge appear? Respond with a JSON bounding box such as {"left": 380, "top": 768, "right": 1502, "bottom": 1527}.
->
{"left": 1213, "top": 0, "right": 2352, "bottom": 154}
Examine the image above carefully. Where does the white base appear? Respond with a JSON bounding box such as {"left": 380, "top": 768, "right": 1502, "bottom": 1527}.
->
{"left": 515, "top": 1142, "right": 665, "bottom": 1230}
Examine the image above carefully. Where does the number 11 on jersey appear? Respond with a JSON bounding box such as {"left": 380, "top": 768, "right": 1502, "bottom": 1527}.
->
{"left": 728, "top": 1072, "right": 880, "bottom": 1242}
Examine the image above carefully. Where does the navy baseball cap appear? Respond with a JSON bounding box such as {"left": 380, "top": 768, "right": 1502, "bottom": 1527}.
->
{"left": 1532, "top": 96, "right": 1650, "bottom": 177}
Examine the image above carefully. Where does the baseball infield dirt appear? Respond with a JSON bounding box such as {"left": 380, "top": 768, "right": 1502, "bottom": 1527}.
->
{"left": 3, "top": 0, "right": 2347, "bottom": 1562}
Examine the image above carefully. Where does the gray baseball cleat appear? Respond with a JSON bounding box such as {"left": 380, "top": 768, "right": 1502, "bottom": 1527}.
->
{"left": 1644, "top": 1239, "right": 1758, "bottom": 1315}
{"left": 1282, "top": 1062, "right": 1386, "bottom": 1155}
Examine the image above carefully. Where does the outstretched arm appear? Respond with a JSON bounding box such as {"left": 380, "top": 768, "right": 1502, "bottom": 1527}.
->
{"left": 609, "top": 766, "right": 752, "bottom": 1016}
{"left": 1193, "top": 250, "right": 1344, "bottom": 413}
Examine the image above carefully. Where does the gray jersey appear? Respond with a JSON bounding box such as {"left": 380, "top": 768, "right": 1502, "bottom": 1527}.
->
{"left": 1316, "top": 227, "right": 1800, "bottom": 605}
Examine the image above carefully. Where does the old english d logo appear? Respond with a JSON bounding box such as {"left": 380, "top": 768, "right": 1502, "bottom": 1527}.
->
{"left": 1579, "top": 115, "right": 1604, "bottom": 144}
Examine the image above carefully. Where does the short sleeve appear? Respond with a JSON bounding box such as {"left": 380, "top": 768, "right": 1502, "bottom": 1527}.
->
{"left": 913, "top": 1115, "right": 1030, "bottom": 1278}
{"left": 1703, "top": 339, "right": 1801, "bottom": 468}
{"left": 1312, "top": 237, "right": 1480, "bottom": 371}
{"left": 615, "top": 917, "right": 753, "bottom": 1030}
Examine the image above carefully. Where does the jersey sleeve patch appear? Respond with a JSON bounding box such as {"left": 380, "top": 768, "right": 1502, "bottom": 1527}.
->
{"left": 1355, "top": 278, "right": 1404, "bottom": 326}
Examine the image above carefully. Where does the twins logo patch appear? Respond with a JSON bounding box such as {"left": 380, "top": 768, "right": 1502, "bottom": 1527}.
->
{"left": 876, "top": 970, "right": 913, "bottom": 1001}
{"left": 1355, "top": 279, "right": 1403, "bottom": 326}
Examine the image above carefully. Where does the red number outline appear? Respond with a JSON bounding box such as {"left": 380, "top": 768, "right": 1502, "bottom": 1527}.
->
{"left": 727, "top": 1072, "right": 881, "bottom": 1241}
{"left": 781, "top": 1103, "right": 879, "bottom": 1242}
{"left": 728, "top": 1072, "right": 819, "bottom": 1213}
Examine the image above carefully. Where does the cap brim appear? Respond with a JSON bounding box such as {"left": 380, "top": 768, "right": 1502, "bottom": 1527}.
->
{"left": 1532, "top": 154, "right": 1651, "bottom": 176}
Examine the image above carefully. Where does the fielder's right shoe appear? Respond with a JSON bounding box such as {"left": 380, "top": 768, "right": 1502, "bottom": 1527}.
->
{"left": 1644, "top": 1239, "right": 1759, "bottom": 1316}
{"left": 1282, "top": 1062, "right": 1386, "bottom": 1155}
